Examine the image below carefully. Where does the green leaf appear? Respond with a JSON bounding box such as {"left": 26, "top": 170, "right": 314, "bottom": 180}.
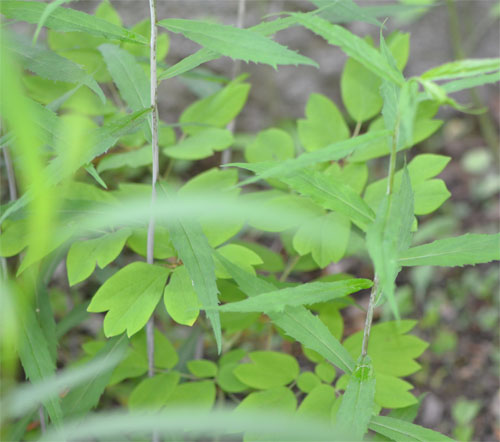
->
{"left": 369, "top": 415, "right": 455, "bottom": 441}
{"left": 367, "top": 167, "right": 414, "bottom": 318}
{"left": 87, "top": 262, "right": 170, "bottom": 337}
{"left": 157, "top": 18, "right": 317, "bottom": 69}
{"left": 293, "top": 213, "right": 351, "bottom": 267}
{"left": 230, "top": 129, "right": 390, "bottom": 187}
{"left": 235, "top": 386, "right": 297, "bottom": 415}
{"left": 187, "top": 360, "right": 218, "bottom": 378}
{"left": 178, "top": 168, "right": 244, "bottom": 247}
{"left": 166, "top": 213, "right": 222, "bottom": 353}
{"left": 163, "top": 265, "right": 200, "bottom": 327}
{"left": 296, "top": 372, "right": 321, "bottom": 393}
{"left": 0, "top": 1, "right": 147, "bottom": 45}
{"left": 343, "top": 320, "right": 428, "bottom": 409}
{"left": 298, "top": 93, "right": 350, "bottom": 151}
{"left": 364, "top": 154, "right": 451, "bottom": 216}
{"left": 440, "top": 71, "right": 500, "bottom": 94}
{"left": 164, "top": 381, "right": 216, "bottom": 410}
{"left": 66, "top": 228, "right": 131, "bottom": 286}
{"left": 17, "top": 301, "right": 63, "bottom": 426}
{"left": 217, "top": 253, "right": 356, "bottom": 374}
{"left": 281, "top": 169, "right": 375, "bottom": 231}
{"left": 421, "top": 58, "right": 500, "bottom": 81}
{"left": 130, "top": 328, "right": 179, "bottom": 371}
{"left": 179, "top": 77, "right": 250, "bottom": 135}
{"left": 217, "top": 364, "right": 248, "bottom": 393}
{"left": 97, "top": 146, "right": 151, "bottom": 173}
{"left": 126, "top": 227, "right": 175, "bottom": 260}
{"left": 62, "top": 336, "right": 128, "bottom": 418}
{"left": 122, "top": 19, "right": 169, "bottom": 60}
{"left": 129, "top": 373, "right": 180, "bottom": 411}
{"left": 399, "top": 233, "right": 500, "bottom": 267}
{"left": 311, "top": 0, "right": 382, "bottom": 25}
{"left": 324, "top": 161, "right": 368, "bottom": 195}
{"left": 0, "top": 219, "right": 29, "bottom": 257}
{"left": 245, "top": 128, "right": 295, "bottom": 163}
{"left": 291, "top": 13, "right": 404, "bottom": 85}
{"left": 219, "top": 279, "right": 372, "bottom": 313}
{"left": 336, "top": 356, "right": 376, "bottom": 441}
{"left": 98, "top": 43, "right": 150, "bottom": 113}
{"left": 297, "top": 384, "right": 337, "bottom": 421}
{"left": 315, "top": 362, "right": 336, "bottom": 384}
{"left": 7, "top": 36, "right": 105, "bottom": 103}
{"left": 234, "top": 351, "right": 299, "bottom": 389}
{"left": 214, "top": 244, "right": 263, "bottom": 279}
{"left": 163, "top": 128, "right": 233, "bottom": 160}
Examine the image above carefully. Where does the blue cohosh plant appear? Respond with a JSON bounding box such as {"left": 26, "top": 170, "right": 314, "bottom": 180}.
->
{"left": 0, "top": 0, "right": 499, "bottom": 441}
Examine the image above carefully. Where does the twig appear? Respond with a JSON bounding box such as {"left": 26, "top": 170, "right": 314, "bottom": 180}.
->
{"left": 221, "top": 0, "right": 246, "bottom": 165}
{"left": 146, "top": 0, "right": 158, "bottom": 379}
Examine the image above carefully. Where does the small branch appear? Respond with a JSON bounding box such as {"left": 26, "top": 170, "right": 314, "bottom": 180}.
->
{"left": 221, "top": 0, "right": 246, "bottom": 166}
{"left": 146, "top": 0, "right": 159, "bottom": 382}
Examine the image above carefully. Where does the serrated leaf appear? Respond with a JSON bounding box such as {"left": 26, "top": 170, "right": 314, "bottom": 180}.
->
{"left": 7, "top": 36, "right": 105, "bottom": 103}
{"left": 245, "top": 128, "right": 295, "bottom": 163}
{"left": 230, "top": 129, "right": 390, "bottom": 187}
{"left": 62, "top": 335, "right": 128, "bottom": 418}
{"left": 336, "top": 356, "right": 376, "bottom": 441}
{"left": 0, "top": 1, "right": 147, "bottom": 45}
{"left": 163, "top": 128, "right": 233, "bottom": 160}
{"left": 298, "top": 93, "right": 350, "bottom": 151}
{"left": 367, "top": 167, "right": 414, "bottom": 318}
{"left": 216, "top": 254, "right": 356, "bottom": 373}
{"left": 98, "top": 43, "right": 150, "bottom": 115}
{"left": 163, "top": 265, "right": 200, "bottom": 327}
{"left": 399, "top": 233, "right": 500, "bottom": 267}
{"left": 218, "top": 279, "right": 372, "bottom": 313}
{"left": 281, "top": 169, "right": 375, "bottom": 231}
{"left": 157, "top": 18, "right": 317, "bottom": 69}
{"left": 421, "top": 58, "right": 500, "bottom": 81}
{"left": 311, "top": 0, "right": 382, "bottom": 25}
{"left": 67, "top": 228, "right": 131, "bottom": 286}
{"left": 291, "top": 13, "right": 404, "bottom": 85}
{"left": 166, "top": 214, "right": 221, "bottom": 353}
{"left": 87, "top": 262, "right": 170, "bottom": 337}
{"left": 369, "top": 415, "right": 455, "bottom": 441}
{"left": 129, "top": 373, "right": 180, "bottom": 411}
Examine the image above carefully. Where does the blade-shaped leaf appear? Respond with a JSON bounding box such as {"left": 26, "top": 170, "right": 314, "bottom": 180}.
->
{"left": 216, "top": 253, "right": 355, "bottom": 373}
{"left": 219, "top": 279, "right": 372, "bottom": 313}
{"left": 399, "top": 233, "right": 500, "bottom": 267}
{"left": 99, "top": 44, "right": 150, "bottom": 112}
{"left": 0, "top": 1, "right": 147, "bottom": 45}
{"left": 62, "top": 335, "right": 128, "bottom": 418}
{"left": 310, "top": 0, "right": 381, "bottom": 25}
{"left": 280, "top": 169, "right": 375, "bottom": 231}
{"left": 167, "top": 214, "right": 222, "bottom": 353}
{"left": 17, "top": 301, "right": 63, "bottom": 426}
{"left": 290, "top": 13, "right": 404, "bottom": 85}
{"left": 336, "top": 356, "right": 376, "bottom": 441}
{"left": 367, "top": 167, "right": 414, "bottom": 319}
{"left": 369, "top": 415, "right": 454, "bottom": 441}
{"left": 421, "top": 57, "right": 500, "bottom": 81}
{"left": 7, "top": 35, "right": 105, "bottom": 103}
{"left": 229, "top": 130, "right": 390, "bottom": 187}
{"left": 440, "top": 71, "right": 500, "bottom": 94}
{"left": 157, "top": 18, "right": 317, "bottom": 69}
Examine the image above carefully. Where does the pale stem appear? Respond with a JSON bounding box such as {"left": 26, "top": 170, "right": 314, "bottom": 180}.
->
{"left": 361, "top": 277, "right": 378, "bottom": 357}
{"left": 146, "top": 0, "right": 159, "bottom": 382}
{"left": 39, "top": 407, "right": 46, "bottom": 434}
{"left": 2, "top": 146, "right": 18, "bottom": 200}
{"left": 352, "top": 121, "right": 362, "bottom": 138}
{"left": 221, "top": 0, "right": 246, "bottom": 165}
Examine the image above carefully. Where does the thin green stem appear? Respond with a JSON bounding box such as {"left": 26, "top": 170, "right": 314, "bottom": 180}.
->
{"left": 361, "top": 277, "right": 378, "bottom": 357}
{"left": 146, "top": 0, "right": 158, "bottom": 384}
{"left": 279, "top": 255, "right": 300, "bottom": 282}
{"left": 352, "top": 121, "right": 362, "bottom": 138}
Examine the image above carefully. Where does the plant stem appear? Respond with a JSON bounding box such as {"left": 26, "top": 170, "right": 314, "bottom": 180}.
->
{"left": 361, "top": 125, "right": 399, "bottom": 357}
{"left": 221, "top": 0, "right": 246, "bottom": 165}
{"left": 38, "top": 407, "right": 46, "bottom": 434}
{"left": 2, "top": 146, "right": 17, "bottom": 200}
{"left": 279, "top": 255, "right": 300, "bottom": 282}
{"left": 146, "top": 0, "right": 158, "bottom": 382}
{"left": 352, "top": 121, "right": 362, "bottom": 138}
